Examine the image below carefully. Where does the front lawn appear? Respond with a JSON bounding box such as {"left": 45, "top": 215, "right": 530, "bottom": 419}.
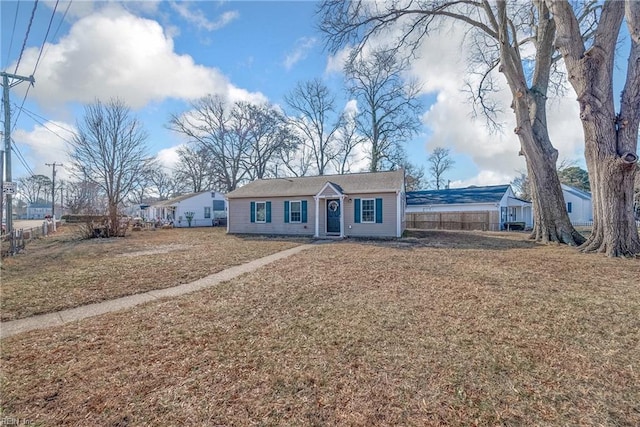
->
{"left": 1, "top": 231, "right": 638, "bottom": 425}
{"left": 0, "top": 226, "right": 303, "bottom": 321}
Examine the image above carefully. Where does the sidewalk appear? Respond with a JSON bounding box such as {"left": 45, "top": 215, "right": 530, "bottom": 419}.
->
{"left": 1, "top": 244, "right": 316, "bottom": 339}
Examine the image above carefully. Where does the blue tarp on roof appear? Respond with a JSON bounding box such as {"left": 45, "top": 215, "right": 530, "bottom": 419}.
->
{"left": 407, "top": 185, "right": 510, "bottom": 206}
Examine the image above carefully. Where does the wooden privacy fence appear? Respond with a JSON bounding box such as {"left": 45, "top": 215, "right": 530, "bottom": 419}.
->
{"left": 406, "top": 211, "right": 500, "bottom": 231}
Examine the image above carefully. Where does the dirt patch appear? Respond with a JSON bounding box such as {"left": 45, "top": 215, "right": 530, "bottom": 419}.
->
{"left": 115, "top": 244, "right": 190, "bottom": 258}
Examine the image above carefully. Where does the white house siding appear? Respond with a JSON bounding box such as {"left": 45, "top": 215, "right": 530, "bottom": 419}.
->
{"left": 562, "top": 186, "right": 592, "bottom": 225}
{"left": 151, "top": 192, "right": 227, "bottom": 228}
{"left": 227, "top": 197, "right": 316, "bottom": 236}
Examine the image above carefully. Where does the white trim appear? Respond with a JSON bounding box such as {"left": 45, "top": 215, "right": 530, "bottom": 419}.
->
{"left": 340, "top": 195, "right": 346, "bottom": 238}
{"left": 255, "top": 201, "right": 267, "bottom": 223}
{"left": 360, "top": 198, "right": 376, "bottom": 223}
{"left": 289, "top": 200, "right": 302, "bottom": 223}
{"left": 316, "top": 181, "right": 343, "bottom": 198}
{"left": 314, "top": 196, "right": 319, "bottom": 237}
{"left": 396, "top": 190, "right": 403, "bottom": 237}
{"left": 325, "top": 197, "right": 342, "bottom": 235}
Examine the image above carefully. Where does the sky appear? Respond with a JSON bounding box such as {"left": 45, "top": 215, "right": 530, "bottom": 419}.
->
{"left": 0, "top": 0, "right": 619, "bottom": 191}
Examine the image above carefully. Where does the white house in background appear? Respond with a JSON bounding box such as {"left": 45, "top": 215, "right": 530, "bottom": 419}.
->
{"left": 26, "top": 203, "right": 52, "bottom": 219}
{"left": 406, "top": 185, "right": 533, "bottom": 230}
{"left": 561, "top": 184, "right": 592, "bottom": 225}
{"left": 148, "top": 191, "right": 227, "bottom": 228}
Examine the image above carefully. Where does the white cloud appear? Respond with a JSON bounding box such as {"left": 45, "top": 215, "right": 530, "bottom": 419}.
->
{"left": 156, "top": 145, "right": 181, "bottom": 170}
{"left": 11, "top": 5, "right": 263, "bottom": 109}
{"left": 325, "top": 46, "right": 351, "bottom": 74}
{"left": 169, "top": 2, "right": 238, "bottom": 31}
{"left": 12, "top": 121, "right": 77, "bottom": 180}
{"left": 284, "top": 37, "right": 318, "bottom": 70}
{"left": 450, "top": 170, "right": 517, "bottom": 188}
{"left": 408, "top": 23, "right": 585, "bottom": 185}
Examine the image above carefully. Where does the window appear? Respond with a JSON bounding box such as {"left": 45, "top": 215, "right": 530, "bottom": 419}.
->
{"left": 567, "top": 202, "right": 572, "bottom": 213}
{"left": 250, "top": 201, "right": 271, "bottom": 223}
{"left": 361, "top": 199, "right": 375, "bottom": 223}
{"left": 204, "top": 207, "right": 211, "bottom": 219}
{"left": 255, "top": 202, "right": 266, "bottom": 223}
{"left": 290, "top": 201, "right": 301, "bottom": 223}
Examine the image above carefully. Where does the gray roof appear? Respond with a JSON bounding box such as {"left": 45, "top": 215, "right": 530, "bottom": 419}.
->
{"left": 407, "top": 185, "right": 511, "bottom": 206}
{"left": 226, "top": 170, "right": 405, "bottom": 199}
{"left": 561, "top": 184, "right": 591, "bottom": 200}
{"left": 153, "top": 191, "right": 211, "bottom": 207}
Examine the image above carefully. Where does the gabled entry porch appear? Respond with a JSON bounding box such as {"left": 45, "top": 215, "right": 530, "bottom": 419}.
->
{"left": 314, "top": 182, "right": 346, "bottom": 238}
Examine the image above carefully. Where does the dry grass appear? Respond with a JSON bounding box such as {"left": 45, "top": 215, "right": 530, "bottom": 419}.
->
{"left": 0, "top": 225, "right": 304, "bottom": 321}
{"left": 1, "top": 230, "right": 639, "bottom": 426}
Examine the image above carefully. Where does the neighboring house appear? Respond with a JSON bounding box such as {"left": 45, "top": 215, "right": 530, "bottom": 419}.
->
{"left": 26, "top": 203, "right": 52, "bottom": 219}
{"left": 225, "top": 170, "right": 406, "bottom": 238}
{"left": 561, "top": 184, "right": 592, "bottom": 225}
{"left": 148, "top": 191, "right": 227, "bottom": 228}
{"left": 406, "top": 185, "right": 533, "bottom": 231}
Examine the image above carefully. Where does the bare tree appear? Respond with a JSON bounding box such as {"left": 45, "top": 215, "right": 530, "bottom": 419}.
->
{"left": 148, "top": 166, "right": 180, "bottom": 200}
{"left": 275, "top": 142, "right": 314, "bottom": 177}
{"left": 17, "top": 174, "right": 52, "bottom": 204}
{"left": 69, "top": 98, "right": 151, "bottom": 236}
{"left": 402, "top": 161, "right": 426, "bottom": 191}
{"left": 285, "top": 79, "right": 342, "bottom": 175}
{"left": 319, "top": 0, "right": 586, "bottom": 247}
{"left": 344, "top": 48, "right": 422, "bottom": 172}
{"left": 174, "top": 144, "right": 216, "bottom": 193}
{"left": 427, "top": 147, "right": 455, "bottom": 190}
{"left": 169, "top": 95, "right": 248, "bottom": 192}
{"left": 548, "top": 0, "right": 640, "bottom": 256}
{"left": 64, "top": 179, "right": 104, "bottom": 214}
{"left": 511, "top": 171, "right": 532, "bottom": 201}
{"left": 237, "top": 102, "right": 299, "bottom": 180}
{"left": 332, "top": 112, "right": 366, "bottom": 174}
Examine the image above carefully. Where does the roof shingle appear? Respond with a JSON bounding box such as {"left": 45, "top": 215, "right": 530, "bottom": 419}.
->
{"left": 226, "top": 170, "right": 405, "bottom": 199}
{"left": 407, "top": 185, "right": 511, "bottom": 205}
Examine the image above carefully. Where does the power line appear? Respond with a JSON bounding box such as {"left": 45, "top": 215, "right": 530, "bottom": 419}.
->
{"left": 13, "top": 0, "right": 39, "bottom": 75}
{"left": 11, "top": 139, "right": 36, "bottom": 177}
{"left": 13, "top": 103, "right": 76, "bottom": 135}
{"left": 4, "top": 2, "right": 21, "bottom": 70}
{"left": 32, "top": 0, "right": 60, "bottom": 77}
{"left": 46, "top": 0, "right": 72, "bottom": 59}
{"left": 12, "top": 103, "right": 76, "bottom": 145}
{"left": 12, "top": 0, "right": 60, "bottom": 132}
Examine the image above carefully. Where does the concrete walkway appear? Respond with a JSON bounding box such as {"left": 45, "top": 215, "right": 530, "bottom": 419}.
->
{"left": 1, "top": 244, "right": 316, "bottom": 340}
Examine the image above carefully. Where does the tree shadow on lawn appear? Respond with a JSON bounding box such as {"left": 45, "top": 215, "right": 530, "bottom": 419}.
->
{"left": 351, "top": 229, "right": 540, "bottom": 251}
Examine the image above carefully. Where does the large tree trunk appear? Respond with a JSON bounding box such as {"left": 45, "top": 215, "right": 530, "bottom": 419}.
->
{"left": 549, "top": 0, "right": 640, "bottom": 256}
{"left": 498, "top": 1, "right": 585, "bottom": 246}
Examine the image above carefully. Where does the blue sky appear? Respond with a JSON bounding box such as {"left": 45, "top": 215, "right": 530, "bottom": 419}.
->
{"left": 1, "top": 0, "right": 612, "bottom": 189}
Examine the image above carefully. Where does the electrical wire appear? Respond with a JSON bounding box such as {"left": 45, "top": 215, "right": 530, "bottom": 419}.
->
{"left": 13, "top": 105, "right": 76, "bottom": 145}
{"left": 48, "top": 0, "right": 72, "bottom": 53}
{"left": 11, "top": 139, "right": 36, "bottom": 177}
{"left": 13, "top": 0, "right": 39, "bottom": 75}
{"left": 11, "top": 0, "right": 61, "bottom": 132}
{"left": 31, "top": 0, "right": 59, "bottom": 77}
{"left": 13, "top": 103, "right": 76, "bottom": 135}
{"left": 4, "top": 2, "right": 20, "bottom": 70}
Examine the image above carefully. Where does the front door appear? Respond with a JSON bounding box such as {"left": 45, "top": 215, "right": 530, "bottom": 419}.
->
{"left": 326, "top": 199, "right": 340, "bottom": 234}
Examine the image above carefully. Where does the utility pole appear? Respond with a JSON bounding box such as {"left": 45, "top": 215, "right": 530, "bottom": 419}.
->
{"left": 45, "top": 162, "right": 63, "bottom": 232}
{"left": 2, "top": 71, "right": 35, "bottom": 234}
